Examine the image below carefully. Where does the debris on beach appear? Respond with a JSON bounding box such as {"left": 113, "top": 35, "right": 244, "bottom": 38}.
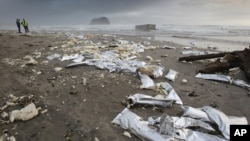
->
{"left": 0, "top": 94, "right": 44, "bottom": 124}
{"left": 125, "top": 93, "right": 175, "bottom": 108}
{"left": 112, "top": 106, "right": 248, "bottom": 141}
{"left": 195, "top": 73, "right": 250, "bottom": 90}
{"left": 137, "top": 65, "right": 164, "bottom": 78}
{"left": 9, "top": 103, "right": 39, "bottom": 122}
{"left": 165, "top": 69, "right": 179, "bottom": 81}
{"left": 179, "top": 48, "right": 250, "bottom": 81}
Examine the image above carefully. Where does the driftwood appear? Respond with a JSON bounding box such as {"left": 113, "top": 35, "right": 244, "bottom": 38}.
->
{"left": 178, "top": 50, "right": 244, "bottom": 62}
{"left": 179, "top": 48, "right": 250, "bottom": 80}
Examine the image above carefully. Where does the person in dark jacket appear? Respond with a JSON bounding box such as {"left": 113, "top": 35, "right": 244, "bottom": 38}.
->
{"left": 16, "top": 19, "right": 21, "bottom": 33}
{"left": 21, "top": 19, "right": 29, "bottom": 33}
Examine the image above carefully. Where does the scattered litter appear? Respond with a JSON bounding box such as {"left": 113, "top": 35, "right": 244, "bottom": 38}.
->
{"left": 112, "top": 106, "right": 248, "bottom": 141}
{"left": 123, "top": 131, "right": 132, "bottom": 138}
{"left": 137, "top": 65, "right": 164, "bottom": 78}
{"left": 0, "top": 134, "right": 16, "bottom": 141}
{"left": 160, "top": 82, "right": 183, "bottom": 105}
{"left": 47, "top": 53, "right": 61, "bottom": 60}
{"left": 165, "top": 69, "right": 179, "bottom": 81}
{"left": 195, "top": 73, "right": 250, "bottom": 90}
{"left": 23, "top": 55, "right": 38, "bottom": 65}
{"left": 146, "top": 56, "right": 153, "bottom": 61}
{"left": 138, "top": 72, "right": 155, "bottom": 89}
{"left": 232, "top": 79, "right": 250, "bottom": 90}
{"left": 195, "top": 73, "right": 232, "bottom": 83}
{"left": 54, "top": 67, "right": 63, "bottom": 72}
{"left": 94, "top": 137, "right": 100, "bottom": 141}
{"left": 183, "top": 46, "right": 192, "bottom": 50}
{"left": 182, "top": 79, "right": 188, "bottom": 84}
{"left": 143, "top": 41, "right": 151, "bottom": 46}
{"left": 61, "top": 54, "right": 79, "bottom": 61}
{"left": 81, "top": 77, "right": 87, "bottom": 85}
{"left": 9, "top": 103, "right": 39, "bottom": 122}
{"left": 182, "top": 50, "right": 205, "bottom": 56}
{"left": 127, "top": 93, "right": 175, "bottom": 108}
{"left": 72, "top": 54, "right": 84, "bottom": 63}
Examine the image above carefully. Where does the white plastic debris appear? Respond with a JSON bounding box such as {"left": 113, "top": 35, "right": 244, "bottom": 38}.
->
{"left": 195, "top": 73, "right": 250, "bottom": 90}
{"left": 23, "top": 55, "right": 38, "bottom": 65}
{"left": 123, "top": 131, "right": 132, "bottom": 138}
{"left": 61, "top": 54, "right": 79, "bottom": 61}
{"left": 127, "top": 94, "right": 175, "bottom": 107}
{"left": 195, "top": 73, "right": 232, "bottom": 83}
{"left": 182, "top": 79, "right": 188, "bottom": 84}
{"left": 54, "top": 67, "right": 63, "bottom": 72}
{"left": 72, "top": 54, "right": 84, "bottom": 63}
{"left": 182, "top": 50, "right": 205, "bottom": 56}
{"left": 9, "top": 103, "right": 39, "bottom": 122}
{"left": 232, "top": 79, "right": 250, "bottom": 90}
{"left": 165, "top": 69, "right": 179, "bottom": 81}
{"left": 112, "top": 108, "right": 230, "bottom": 141}
{"left": 160, "top": 82, "right": 183, "bottom": 105}
{"left": 47, "top": 53, "right": 61, "bottom": 60}
{"left": 112, "top": 108, "right": 175, "bottom": 141}
{"left": 138, "top": 72, "right": 155, "bottom": 89}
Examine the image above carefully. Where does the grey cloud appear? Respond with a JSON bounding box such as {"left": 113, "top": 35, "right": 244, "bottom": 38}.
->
{"left": 0, "top": 0, "right": 250, "bottom": 26}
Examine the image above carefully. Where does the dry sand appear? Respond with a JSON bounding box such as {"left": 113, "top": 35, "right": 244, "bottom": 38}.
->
{"left": 0, "top": 30, "right": 249, "bottom": 141}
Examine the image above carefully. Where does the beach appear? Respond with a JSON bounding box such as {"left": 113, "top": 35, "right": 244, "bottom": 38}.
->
{"left": 0, "top": 29, "right": 249, "bottom": 141}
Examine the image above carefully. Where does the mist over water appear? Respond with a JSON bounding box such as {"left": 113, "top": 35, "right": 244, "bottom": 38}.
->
{"left": 1, "top": 24, "right": 250, "bottom": 51}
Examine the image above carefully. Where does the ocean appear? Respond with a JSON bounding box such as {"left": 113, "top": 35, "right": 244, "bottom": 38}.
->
{"left": 1, "top": 24, "right": 250, "bottom": 51}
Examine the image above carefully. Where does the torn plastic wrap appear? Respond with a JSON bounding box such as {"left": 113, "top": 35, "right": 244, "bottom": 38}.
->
{"left": 165, "top": 69, "right": 179, "bottom": 81}
{"left": 112, "top": 108, "right": 228, "bottom": 141}
{"left": 196, "top": 73, "right": 250, "bottom": 91}
{"left": 182, "top": 106, "right": 248, "bottom": 125}
{"left": 127, "top": 94, "right": 175, "bottom": 108}
{"left": 138, "top": 72, "right": 155, "bottom": 89}
{"left": 72, "top": 54, "right": 84, "bottom": 63}
{"left": 47, "top": 53, "right": 61, "bottom": 60}
{"left": 232, "top": 79, "right": 250, "bottom": 91}
{"left": 61, "top": 54, "right": 79, "bottom": 61}
{"left": 202, "top": 106, "right": 230, "bottom": 140}
{"left": 182, "top": 106, "right": 210, "bottom": 121}
{"left": 160, "top": 82, "right": 183, "bottom": 105}
{"left": 195, "top": 73, "right": 232, "bottom": 83}
{"left": 182, "top": 106, "right": 248, "bottom": 140}
{"left": 111, "top": 108, "right": 174, "bottom": 141}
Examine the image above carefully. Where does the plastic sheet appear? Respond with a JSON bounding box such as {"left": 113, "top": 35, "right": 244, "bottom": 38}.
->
{"left": 138, "top": 72, "right": 155, "bottom": 89}
{"left": 165, "top": 69, "right": 179, "bottom": 81}
{"left": 61, "top": 54, "right": 79, "bottom": 61}
{"left": 160, "top": 82, "right": 183, "bottom": 105}
{"left": 232, "top": 79, "right": 250, "bottom": 90}
{"left": 127, "top": 94, "right": 175, "bottom": 107}
{"left": 112, "top": 108, "right": 229, "bottom": 141}
{"left": 111, "top": 108, "right": 174, "bottom": 141}
{"left": 195, "top": 73, "right": 232, "bottom": 83}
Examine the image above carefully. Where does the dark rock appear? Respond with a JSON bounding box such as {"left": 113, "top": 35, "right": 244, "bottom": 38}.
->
{"left": 90, "top": 17, "right": 110, "bottom": 25}
{"left": 135, "top": 24, "right": 156, "bottom": 31}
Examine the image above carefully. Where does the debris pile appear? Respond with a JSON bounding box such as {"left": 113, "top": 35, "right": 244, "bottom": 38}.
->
{"left": 112, "top": 106, "right": 248, "bottom": 141}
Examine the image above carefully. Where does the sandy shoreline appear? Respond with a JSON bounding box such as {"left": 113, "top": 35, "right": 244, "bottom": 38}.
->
{"left": 0, "top": 30, "right": 249, "bottom": 141}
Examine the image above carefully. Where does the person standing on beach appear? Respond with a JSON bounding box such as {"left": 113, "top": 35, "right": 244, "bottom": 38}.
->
{"left": 21, "top": 19, "right": 29, "bottom": 33}
{"left": 16, "top": 19, "right": 21, "bottom": 33}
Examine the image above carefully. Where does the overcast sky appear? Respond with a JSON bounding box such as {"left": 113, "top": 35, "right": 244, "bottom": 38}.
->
{"left": 1, "top": 0, "right": 250, "bottom": 26}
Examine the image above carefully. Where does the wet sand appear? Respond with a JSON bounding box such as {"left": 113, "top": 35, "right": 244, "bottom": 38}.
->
{"left": 0, "top": 30, "right": 249, "bottom": 141}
